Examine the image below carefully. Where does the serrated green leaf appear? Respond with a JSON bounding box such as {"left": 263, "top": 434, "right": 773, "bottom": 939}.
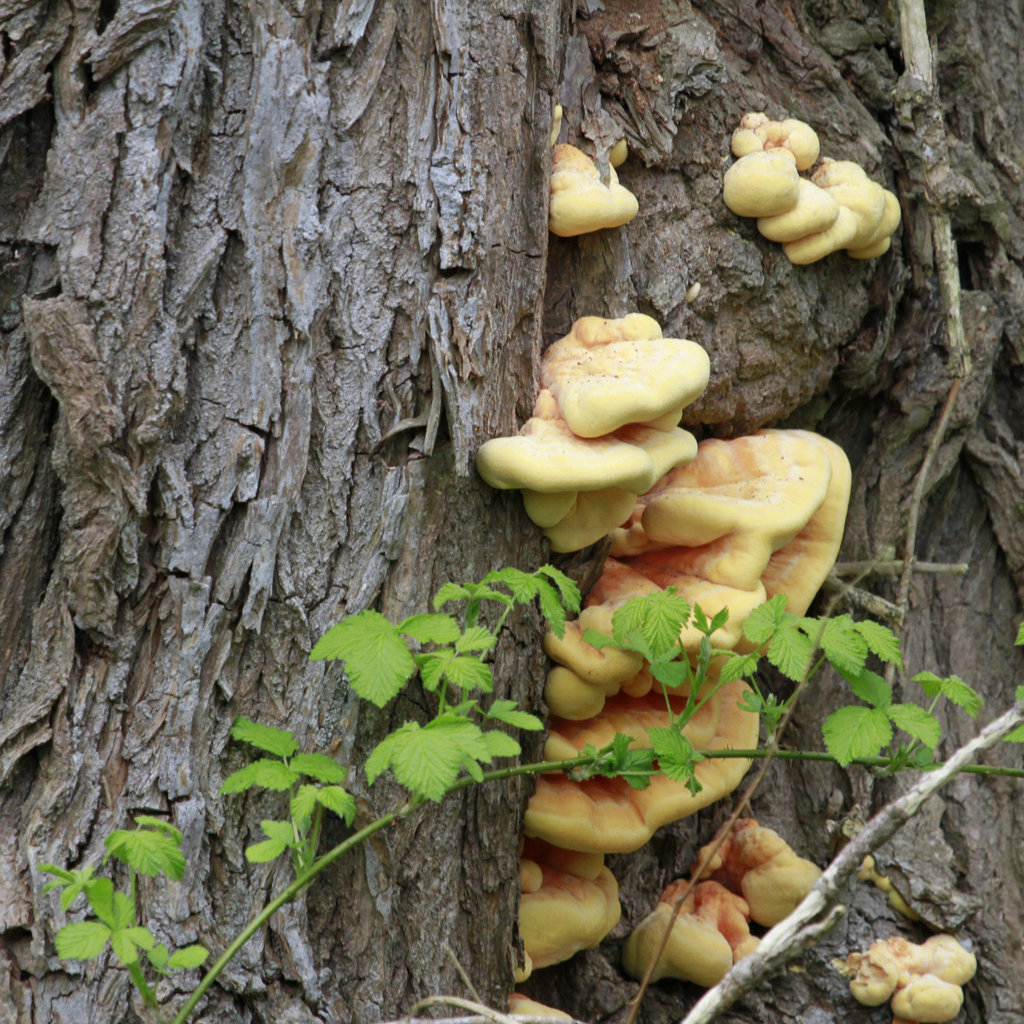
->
{"left": 123, "top": 926, "right": 155, "bottom": 951}
{"left": 259, "top": 819, "right": 296, "bottom": 843}
{"left": 433, "top": 582, "right": 471, "bottom": 609}
{"left": 148, "top": 943, "right": 170, "bottom": 970}
{"left": 767, "top": 620, "right": 816, "bottom": 680}
{"left": 1005, "top": 724, "right": 1024, "bottom": 742}
{"left": 1017, "top": 685, "right": 1024, "bottom": 701}
{"left": 444, "top": 656, "right": 493, "bottom": 694}
{"left": 104, "top": 823, "right": 186, "bottom": 880}
{"left": 707, "top": 605, "right": 730, "bottom": 635}
{"left": 535, "top": 579, "right": 567, "bottom": 639}
{"left": 38, "top": 865, "right": 75, "bottom": 885}
{"left": 290, "top": 752, "right": 346, "bottom": 784}
{"left": 822, "top": 706, "right": 893, "bottom": 766}
{"left": 690, "top": 604, "right": 711, "bottom": 635}
{"left": 229, "top": 718, "right": 298, "bottom": 759}
{"left": 290, "top": 784, "right": 318, "bottom": 827}
{"left": 220, "top": 759, "right": 299, "bottom": 794}
{"left": 841, "top": 667, "right": 892, "bottom": 710}
{"left": 111, "top": 891, "right": 136, "bottom": 931}
{"left": 1016, "top": 622, "right": 1024, "bottom": 646}
{"left": 887, "top": 704, "right": 942, "bottom": 748}
{"left": 365, "top": 732, "right": 401, "bottom": 786}
{"left": 56, "top": 921, "right": 111, "bottom": 961}
{"left": 167, "top": 945, "right": 210, "bottom": 970}
{"left": 818, "top": 616, "right": 869, "bottom": 675}
{"left": 382, "top": 722, "right": 464, "bottom": 801}
{"left": 133, "top": 816, "right": 183, "bottom": 844}
{"left": 455, "top": 626, "right": 497, "bottom": 654}
{"left": 109, "top": 930, "right": 141, "bottom": 966}
{"left": 538, "top": 566, "right": 582, "bottom": 619}
{"left": 651, "top": 660, "right": 692, "bottom": 691}
{"left": 480, "top": 730, "right": 521, "bottom": 759}
{"left": 612, "top": 589, "right": 690, "bottom": 660}
{"left": 912, "top": 672, "right": 984, "bottom": 720}
{"left": 310, "top": 610, "right": 415, "bottom": 708}
{"left": 482, "top": 568, "right": 538, "bottom": 604}
{"left": 398, "top": 613, "right": 461, "bottom": 645}
{"left": 853, "top": 620, "right": 903, "bottom": 668}
{"left": 316, "top": 785, "right": 356, "bottom": 825}
{"left": 719, "top": 652, "right": 760, "bottom": 684}
{"left": 742, "top": 595, "right": 788, "bottom": 646}
{"left": 648, "top": 728, "right": 704, "bottom": 792}
{"left": 85, "top": 877, "right": 116, "bottom": 928}
{"left": 416, "top": 651, "right": 450, "bottom": 692}
{"left": 461, "top": 756, "right": 484, "bottom": 782}
{"left": 580, "top": 628, "right": 618, "bottom": 650}
{"left": 245, "top": 839, "right": 289, "bottom": 863}
{"left": 486, "top": 701, "right": 544, "bottom": 731}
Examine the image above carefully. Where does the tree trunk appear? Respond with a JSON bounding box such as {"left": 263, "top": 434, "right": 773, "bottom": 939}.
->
{"left": 1, "top": 1, "right": 1023, "bottom": 1023}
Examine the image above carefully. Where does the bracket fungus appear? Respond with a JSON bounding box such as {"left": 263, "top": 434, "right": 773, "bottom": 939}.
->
{"left": 517, "top": 838, "right": 621, "bottom": 980}
{"left": 690, "top": 818, "right": 822, "bottom": 927}
{"left": 622, "top": 879, "right": 759, "bottom": 987}
{"left": 549, "top": 143, "right": 639, "bottom": 236}
{"left": 509, "top": 993, "right": 573, "bottom": 1020}
{"left": 476, "top": 316, "right": 710, "bottom": 552}
{"left": 842, "top": 935, "right": 977, "bottom": 1023}
{"left": 722, "top": 150, "right": 801, "bottom": 219}
{"left": 730, "top": 112, "right": 820, "bottom": 170}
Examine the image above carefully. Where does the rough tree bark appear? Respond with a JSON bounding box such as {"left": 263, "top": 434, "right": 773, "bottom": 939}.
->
{"left": 1, "top": 1, "right": 1023, "bottom": 1024}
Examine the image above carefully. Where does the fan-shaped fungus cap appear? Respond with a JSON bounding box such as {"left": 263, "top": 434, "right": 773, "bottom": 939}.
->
{"left": 518, "top": 838, "right": 621, "bottom": 977}
{"left": 475, "top": 391, "right": 664, "bottom": 497}
{"left": 549, "top": 143, "right": 639, "bottom": 237}
{"left": 540, "top": 315, "right": 710, "bottom": 439}
{"left": 622, "top": 880, "right": 759, "bottom": 987}
{"left": 610, "top": 139, "right": 628, "bottom": 167}
{"left": 847, "top": 187, "right": 902, "bottom": 259}
{"left": 758, "top": 178, "right": 840, "bottom": 243}
{"left": 890, "top": 974, "right": 965, "bottom": 1023}
{"left": 731, "top": 113, "right": 819, "bottom": 170}
{"left": 543, "top": 604, "right": 645, "bottom": 688}
{"left": 691, "top": 818, "right": 822, "bottom": 926}
{"left": 782, "top": 205, "right": 859, "bottom": 264}
{"left": 509, "top": 994, "right": 573, "bottom": 1020}
{"left": 525, "top": 683, "right": 758, "bottom": 853}
{"left": 723, "top": 150, "right": 801, "bottom": 218}
{"left": 628, "top": 431, "right": 835, "bottom": 591}
{"left": 811, "top": 159, "right": 886, "bottom": 250}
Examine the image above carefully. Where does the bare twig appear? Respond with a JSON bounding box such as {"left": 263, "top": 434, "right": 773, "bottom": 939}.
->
{"left": 832, "top": 560, "right": 969, "bottom": 577}
{"left": 674, "top": 699, "right": 1024, "bottom": 1024}
{"left": 409, "top": 995, "right": 521, "bottom": 1024}
{"left": 445, "top": 945, "right": 484, "bottom": 1005}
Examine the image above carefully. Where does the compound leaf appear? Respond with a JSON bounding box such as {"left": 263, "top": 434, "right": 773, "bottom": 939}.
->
{"left": 822, "top": 706, "right": 892, "bottom": 766}
{"left": 742, "top": 595, "right": 788, "bottom": 646}
{"left": 104, "top": 829, "right": 185, "bottom": 880}
{"left": 817, "top": 616, "right": 869, "bottom": 675}
{"left": 912, "top": 672, "right": 984, "bottom": 720}
{"left": 854, "top": 620, "right": 903, "bottom": 668}
{"left": 316, "top": 785, "right": 356, "bottom": 825}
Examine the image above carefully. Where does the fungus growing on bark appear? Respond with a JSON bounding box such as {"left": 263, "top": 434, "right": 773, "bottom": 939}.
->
{"left": 810, "top": 158, "right": 887, "bottom": 250}
{"left": 689, "top": 818, "right": 822, "bottom": 926}
{"left": 525, "top": 683, "right": 758, "bottom": 854}
{"left": 782, "top": 205, "right": 859, "bottom": 264}
{"left": 722, "top": 150, "right": 801, "bottom": 218}
{"left": 509, "top": 993, "right": 573, "bottom": 1019}
{"left": 517, "top": 838, "right": 621, "bottom": 980}
{"left": 757, "top": 178, "right": 840, "bottom": 243}
{"left": 847, "top": 187, "right": 902, "bottom": 259}
{"left": 622, "top": 879, "right": 759, "bottom": 987}
{"left": 549, "top": 143, "right": 639, "bottom": 236}
{"left": 842, "top": 934, "right": 977, "bottom": 1023}
{"left": 731, "top": 111, "right": 820, "bottom": 170}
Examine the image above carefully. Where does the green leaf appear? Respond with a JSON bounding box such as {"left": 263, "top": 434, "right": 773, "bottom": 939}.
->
{"left": 416, "top": 651, "right": 450, "bottom": 692}
{"left": 290, "top": 784, "right": 319, "bottom": 828}
{"left": 105, "top": 828, "right": 186, "bottom": 879}
{"left": 651, "top": 660, "right": 692, "bottom": 691}
{"left": 259, "top": 819, "right": 295, "bottom": 843}
{"left": 84, "top": 877, "right": 116, "bottom": 928}
{"left": 822, "top": 706, "right": 893, "bottom": 766}
{"left": 741, "top": 595, "right": 788, "bottom": 646}
{"left": 612, "top": 589, "right": 690, "bottom": 660}
{"left": 853, "top": 620, "right": 903, "bottom": 668}
{"left": 148, "top": 943, "right": 170, "bottom": 971}
{"left": 842, "top": 667, "right": 892, "bottom": 710}
{"left": 433, "top": 582, "right": 471, "bottom": 609}
{"left": 485, "top": 700, "right": 544, "bottom": 731}
{"left": 455, "top": 626, "right": 497, "bottom": 654}
{"left": 480, "top": 730, "right": 521, "bottom": 759}
{"left": 461, "top": 756, "right": 484, "bottom": 782}
{"left": 245, "top": 820, "right": 294, "bottom": 863}
{"left": 40, "top": 865, "right": 97, "bottom": 912}
{"left": 310, "top": 609, "right": 416, "bottom": 708}
{"left": 1005, "top": 689, "right": 1024, "bottom": 741}
{"left": 887, "top": 704, "right": 942, "bottom": 749}
{"left": 290, "top": 752, "right": 346, "bottom": 784}
{"left": 719, "top": 652, "right": 760, "bottom": 684}
{"left": 132, "top": 816, "right": 183, "bottom": 845}
{"left": 816, "top": 616, "right": 869, "bottom": 675}
{"left": 229, "top": 718, "right": 298, "bottom": 759}
{"left": 220, "top": 759, "right": 300, "bottom": 794}
{"left": 111, "top": 891, "right": 136, "bottom": 931}
{"left": 56, "top": 921, "right": 111, "bottom": 961}
{"left": 481, "top": 568, "right": 538, "bottom": 604}
{"left": 444, "top": 656, "right": 493, "bottom": 694}
{"left": 538, "top": 565, "right": 582, "bottom": 619}
{"left": 767, "top": 620, "right": 816, "bottom": 680}
{"left": 912, "top": 672, "right": 984, "bottom": 720}
{"left": 535, "top": 578, "right": 567, "bottom": 639}
{"left": 1016, "top": 621, "right": 1024, "bottom": 646}
{"left": 580, "top": 628, "right": 619, "bottom": 651}
{"left": 316, "top": 785, "right": 356, "bottom": 825}
{"left": 167, "top": 945, "right": 210, "bottom": 970}
{"left": 648, "top": 728, "right": 704, "bottom": 793}
{"left": 398, "top": 613, "right": 461, "bottom": 645}
{"left": 707, "top": 606, "right": 730, "bottom": 635}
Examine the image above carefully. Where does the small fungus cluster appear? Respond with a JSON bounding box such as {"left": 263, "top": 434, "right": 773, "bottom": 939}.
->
{"left": 842, "top": 934, "right": 977, "bottom": 1023}
{"left": 723, "top": 112, "right": 901, "bottom": 263}
{"left": 622, "top": 819, "right": 821, "bottom": 987}
{"left": 549, "top": 143, "right": 638, "bottom": 237}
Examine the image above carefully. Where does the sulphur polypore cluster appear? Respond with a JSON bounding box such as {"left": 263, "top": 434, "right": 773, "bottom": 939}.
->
{"left": 723, "top": 112, "right": 902, "bottom": 264}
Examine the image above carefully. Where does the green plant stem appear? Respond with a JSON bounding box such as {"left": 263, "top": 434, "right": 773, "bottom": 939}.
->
{"left": 128, "top": 959, "right": 158, "bottom": 1008}
{"left": 172, "top": 742, "right": 1022, "bottom": 1023}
